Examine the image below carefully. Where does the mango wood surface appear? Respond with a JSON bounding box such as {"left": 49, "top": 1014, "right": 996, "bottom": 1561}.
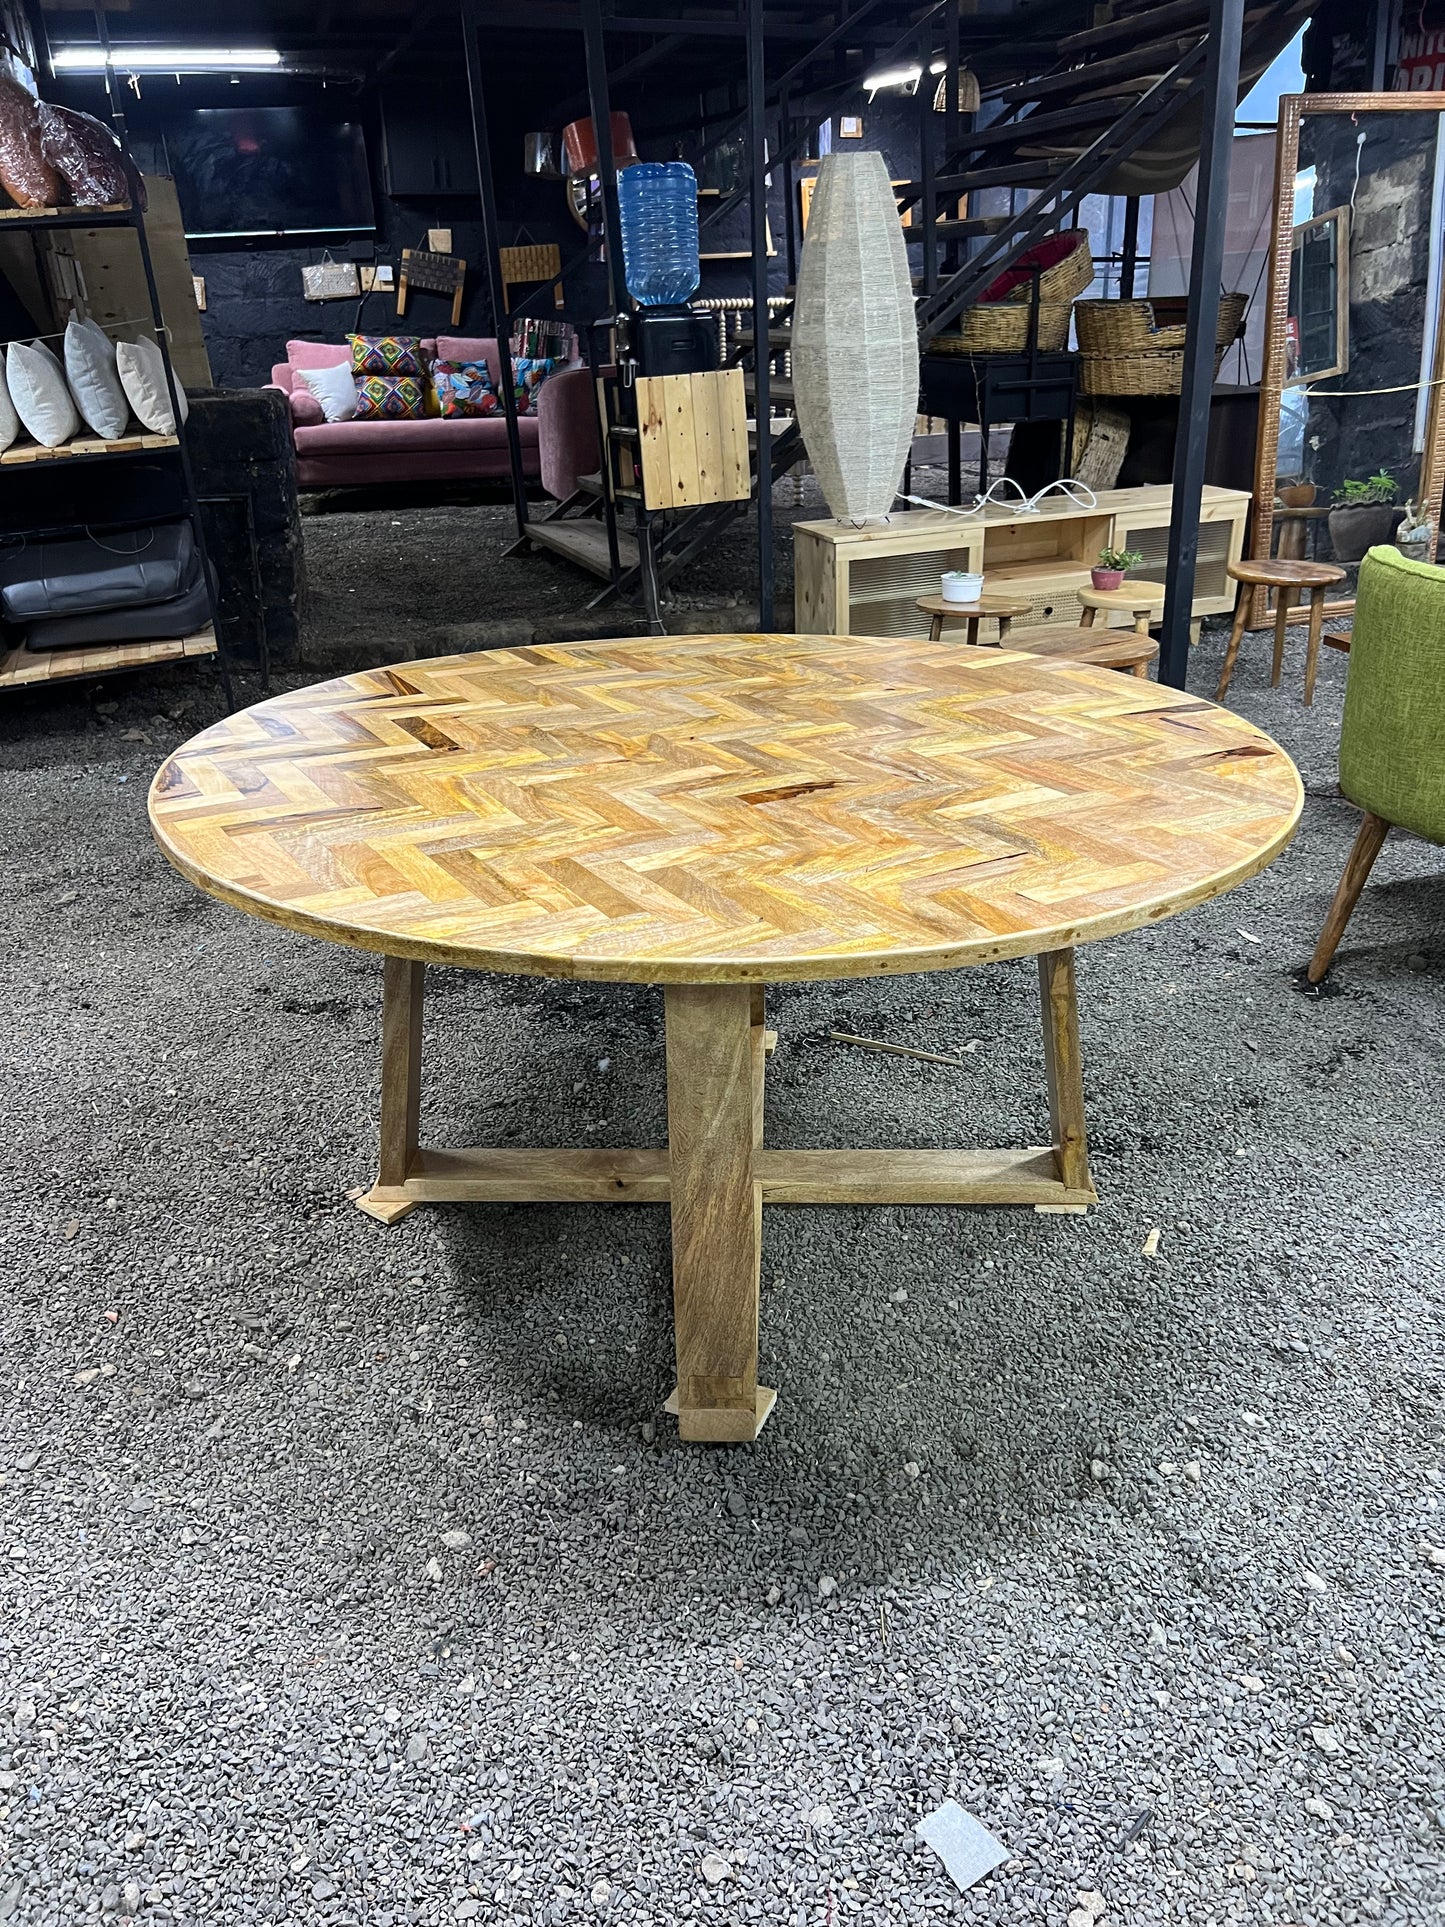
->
{"left": 149, "top": 633, "right": 1302, "bottom": 987}
{"left": 154, "top": 634, "right": 1300, "bottom": 1444}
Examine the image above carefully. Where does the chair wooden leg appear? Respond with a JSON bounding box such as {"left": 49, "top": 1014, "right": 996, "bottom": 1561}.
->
{"left": 1271, "top": 590, "right": 1291, "bottom": 688}
{"left": 1214, "top": 583, "right": 1251, "bottom": 701}
{"left": 1304, "top": 587, "right": 1326, "bottom": 706}
{"left": 1307, "top": 812, "right": 1390, "bottom": 983}
{"left": 929, "top": 613, "right": 943, "bottom": 641}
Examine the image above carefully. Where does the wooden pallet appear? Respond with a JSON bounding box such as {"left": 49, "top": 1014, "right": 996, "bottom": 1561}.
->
{"left": 0, "top": 202, "right": 129, "bottom": 222}
{"left": 0, "top": 431, "right": 178, "bottom": 466}
{"left": 0, "top": 626, "right": 215, "bottom": 691}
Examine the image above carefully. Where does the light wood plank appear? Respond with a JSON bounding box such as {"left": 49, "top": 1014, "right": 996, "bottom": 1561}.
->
{"left": 755, "top": 1145, "right": 1091, "bottom": 1204}
{"left": 0, "top": 626, "right": 214, "bottom": 692}
{"left": 665, "top": 984, "right": 769, "bottom": 1442}
{"left": 711, "top": 367, "right": 750, "bottom": 502}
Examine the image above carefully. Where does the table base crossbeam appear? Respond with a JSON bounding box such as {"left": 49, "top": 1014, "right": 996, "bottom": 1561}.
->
{"left": 355, "top": 949, "right": 1095, "bottom": 1442}
{"left": 357, "top": 1143, "right": 1093, "bottom": 1216}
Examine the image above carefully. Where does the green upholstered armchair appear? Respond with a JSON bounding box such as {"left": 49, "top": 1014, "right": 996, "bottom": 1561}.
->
{"left": 1307, "top": 546, "right": 1445, "bottom": 981}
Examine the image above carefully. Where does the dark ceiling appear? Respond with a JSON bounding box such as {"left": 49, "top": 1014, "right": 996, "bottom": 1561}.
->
{"left": 31, "top": 0, "right": 1085, "bottom": 98}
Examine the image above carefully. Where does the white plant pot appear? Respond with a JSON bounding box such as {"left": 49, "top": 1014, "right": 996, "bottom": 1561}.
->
{"left": 791, "top": 151, "right": 919, "bottom": 525}
{"left": 941, "top": 571, "right": 984, "bottom": 603}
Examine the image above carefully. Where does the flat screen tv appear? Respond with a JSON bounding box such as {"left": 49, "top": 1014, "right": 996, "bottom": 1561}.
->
{"left": 167, "top": 108, "right": 374, "bottom": 238}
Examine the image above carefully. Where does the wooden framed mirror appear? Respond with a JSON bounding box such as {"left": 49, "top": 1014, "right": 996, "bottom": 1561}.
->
{"left": 1251, "top": 93, "right": 1445, "bottom": 622}
{"left": 1287, "top": 204, "right": 1349, "bottom": 386}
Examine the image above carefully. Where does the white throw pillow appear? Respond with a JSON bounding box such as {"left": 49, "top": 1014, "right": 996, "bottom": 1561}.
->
{"left": 116, "top": 335, "right": 189, "bottom": 434}
{"left": 6, "top": 339, "right": 79, "bottom": 447}
{"left": 64, "top": 315, "right": 130, "bottom": 439}
{"left": 296, "top": 359, "right": 358, "bottom": 423}
{"left": 0, "top": 353, "right": 17, "bottom": 453}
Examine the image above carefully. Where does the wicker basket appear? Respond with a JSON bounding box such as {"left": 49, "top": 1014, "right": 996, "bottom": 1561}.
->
{"left": 933, "top": 300, "right": 1074, "bottom": 355}
{"left": 935, "top": 233, "right": 1093, "bottom": 358}
{"left": 999, "top": 233, "right": 1094, "bottom": 307}
{"left": 1075, "top": 290, "right": 1246, "bottom": 355}
{"left": 1079, "top": 290, "right": 1248, "bottom": 395}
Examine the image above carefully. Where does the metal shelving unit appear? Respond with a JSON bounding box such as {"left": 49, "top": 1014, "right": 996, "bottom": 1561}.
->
{"left": 0, "top": 21, "right": 236, "bottom": 705}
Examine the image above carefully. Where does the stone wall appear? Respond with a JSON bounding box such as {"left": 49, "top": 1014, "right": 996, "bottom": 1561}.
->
{"left": 1300, "top": 113, "right": 1436, "bottom": 508}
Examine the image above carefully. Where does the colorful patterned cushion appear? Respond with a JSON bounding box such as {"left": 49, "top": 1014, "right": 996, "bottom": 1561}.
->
{"left": 513, "top": 356, "right": 560, "bottom": 416}
{"left": 353, "top": 374, "right": 428, "bottom": 421}
{"left": 432, "top": 359, "right": 499, "bottom": 420}
{"left": 349, "top": 334, "right": 426, "bottom": 378}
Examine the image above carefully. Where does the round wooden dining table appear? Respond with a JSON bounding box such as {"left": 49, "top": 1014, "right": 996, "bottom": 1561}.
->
{"left": 150, "top": 633, "right": 1302, "bottom": 1444}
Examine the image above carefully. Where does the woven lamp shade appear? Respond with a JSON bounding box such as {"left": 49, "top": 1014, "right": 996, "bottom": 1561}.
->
{"left": 791, "top": 150, "right": 919, "bottom": 524}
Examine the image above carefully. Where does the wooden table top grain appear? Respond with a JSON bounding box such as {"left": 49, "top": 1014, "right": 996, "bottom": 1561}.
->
{"left": 148, "top": 632, "right": 1303, "bottom": 985}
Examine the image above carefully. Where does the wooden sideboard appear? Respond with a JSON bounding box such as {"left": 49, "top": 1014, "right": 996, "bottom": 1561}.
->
{"left": 794, "top": 484, "right": 1251, "bottom": 638}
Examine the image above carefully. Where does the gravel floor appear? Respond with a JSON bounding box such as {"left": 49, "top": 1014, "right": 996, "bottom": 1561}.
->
{"left": 1, "top": 521, "right": 1443, "bottom": 1927}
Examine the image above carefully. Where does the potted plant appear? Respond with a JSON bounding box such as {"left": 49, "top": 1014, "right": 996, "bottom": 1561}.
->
{"left": 1394, "top": 498, "right": 1435, "bottom": 564}
{"left": 1329, "top": 471, "right": 1402, "bottom": 562}
{"left": 1091, "top": 546, "right": 1143, "bottom": 592}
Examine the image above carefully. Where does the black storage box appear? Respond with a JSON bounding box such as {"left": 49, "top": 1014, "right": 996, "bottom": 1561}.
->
{"left": 632, "top": 308, "right": 715, "bottom": 377}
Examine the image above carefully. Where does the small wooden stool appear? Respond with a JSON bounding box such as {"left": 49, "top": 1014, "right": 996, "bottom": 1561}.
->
{"left": 1077, "top": 582, "right": 1167, "bottom": 635}
{"left": 916, "top": 590, "right": 1034, "bottom": 646}
{"left": 1215, "top": 559, "right": 1347, "bottom": 706}
{"left": 1004, "top": 623, "right": 1158, "bottom": 678}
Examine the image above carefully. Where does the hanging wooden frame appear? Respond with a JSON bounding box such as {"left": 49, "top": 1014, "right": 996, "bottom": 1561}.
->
{"left": 1251, "top": 92, "right": 1445, "bottom": 629}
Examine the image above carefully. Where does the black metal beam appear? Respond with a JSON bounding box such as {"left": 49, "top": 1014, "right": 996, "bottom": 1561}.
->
{"left": 748, "top": 0, "right": 774, "bottom": 628}
{"left": 460, "top": 0, "right": 530, "bottom": 543}
{"left": 1158, "top": 0, "right": 1245, "bottom": 690}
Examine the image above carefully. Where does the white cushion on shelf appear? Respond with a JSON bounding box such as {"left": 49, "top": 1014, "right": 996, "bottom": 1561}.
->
{"left": 116, "top": 336, "right": 189, "bottom": 434}
{"left": 296, "top": 359, "right": 358, "bottom": 423}
{"left": 6, "top": 340, "right": 80, "bottom": 448}
{"left": 0, "top": 354, "right": 17, "bottom": 453}
{"left": 64, "top": 315, "right": 131, "bottom": 439}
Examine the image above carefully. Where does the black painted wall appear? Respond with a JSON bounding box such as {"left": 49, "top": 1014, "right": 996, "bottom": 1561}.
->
{"left": 53, "top": 68, "right": 924, "bottom": 390}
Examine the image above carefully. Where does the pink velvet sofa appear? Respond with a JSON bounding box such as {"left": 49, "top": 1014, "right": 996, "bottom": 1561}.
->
{"left": 268, "top": 336, "right": 599, "bottom": 495}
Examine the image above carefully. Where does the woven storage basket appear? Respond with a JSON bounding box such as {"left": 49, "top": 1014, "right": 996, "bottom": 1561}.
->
{"left": 1076, "top": 290, "right": 1245, "bottom": 355}
{"left": 933, "top": 301, "right": 1073, "bottom": 355}
{"left": 1079, "top": 291, "right": 1247, "bottom": 395}
{"left": 1000, "top": 234, "right": 1094, "bottom": 307}
{"left": 935, "top": 234, "right": 1092, "bottom": 357}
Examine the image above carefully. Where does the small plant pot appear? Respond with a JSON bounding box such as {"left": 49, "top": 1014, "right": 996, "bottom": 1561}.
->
{"left": 1395, "top": 528, "right": 1434, "bottom": 564}
{"left": 940, "top": 570, "right": 984, "bottom": 604}
{"left": 1091, "top": 567, "right": 1124, "bottom": 591}
{"left": 1328, "top": 503, "right": 1402, "bottom": 563}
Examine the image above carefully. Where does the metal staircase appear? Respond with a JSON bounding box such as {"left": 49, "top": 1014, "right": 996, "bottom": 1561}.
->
{"left": 545, "top": 0, "right": 1306, "bottom": 617}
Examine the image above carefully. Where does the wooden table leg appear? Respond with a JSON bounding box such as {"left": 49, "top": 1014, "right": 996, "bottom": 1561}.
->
{"left": 1038, "top": 948, "right": 1091, "bottom": 1195}
{"left": 997, "top": 615, "right": 1013, "bottom": 641}
{"left": 928, "top": 613, "right": 943, "bottom": 641}
{"left": 357, "top": 956, "right": 425, "bottom": 1224}
{"left": 664, "top": 984, "right": 774, "bottom": 1443}
{"left": 1304, "top": 585, "right": 1326, "bottom": 706}
{"left": 1270, "top": 587, "right": 1291, "bottom": 688}
{"left": 965, "top": 615, "right": 981, "bottom": 647}
{"left": 1214, "top": 582, "right": 1251, "bottom": 702}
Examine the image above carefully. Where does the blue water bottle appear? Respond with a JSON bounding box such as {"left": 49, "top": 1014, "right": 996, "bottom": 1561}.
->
{"left": 617, "top": 162, "right": 701, "bottom": 307}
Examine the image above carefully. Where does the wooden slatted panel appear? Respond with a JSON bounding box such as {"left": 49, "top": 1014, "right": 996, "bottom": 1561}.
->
{"left": 149, "top": 632, "right": 1302, "bottom": 985}
{"left": 636, "top": 370, "right": 750, "bottom": 510}
{"left": 0, "top": 432, "right": 177, "bottom": 466}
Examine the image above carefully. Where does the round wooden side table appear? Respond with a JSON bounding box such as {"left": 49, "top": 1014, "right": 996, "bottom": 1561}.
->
{"left": 1077, "top": 582, "right": 1167, "bottom": 635}
{"left": 1003, "top": 623, "right": 1159, "bottom": 678}
{"left": 1215, "top": 558, "right": 1348, "bottom": 707}
{"left": 150, "top": 633, "right": 1299, "bottom": 1445}
{"left": 915, "top": 590, "right": 1035, "bottom": 645}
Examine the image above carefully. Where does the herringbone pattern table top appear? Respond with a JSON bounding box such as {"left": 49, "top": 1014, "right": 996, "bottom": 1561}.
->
{"left": 149, "top": 633, "right": 1302, "bottom": 983}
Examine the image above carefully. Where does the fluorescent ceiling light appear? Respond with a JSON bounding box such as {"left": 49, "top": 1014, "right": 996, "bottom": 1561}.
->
{"left": 863, "top": 63, "right": 923, "bottom": 94}
{"left": 53, "top": 47, "right": 283, "bottom": 72}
